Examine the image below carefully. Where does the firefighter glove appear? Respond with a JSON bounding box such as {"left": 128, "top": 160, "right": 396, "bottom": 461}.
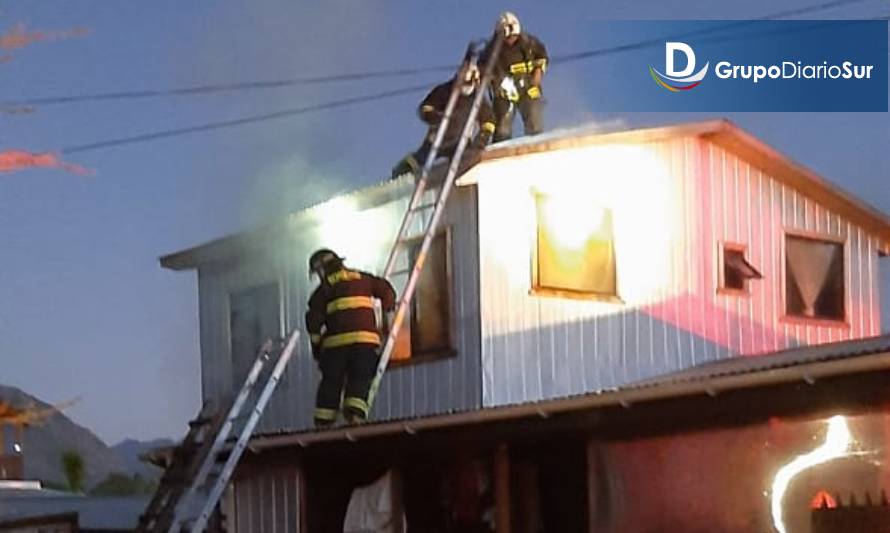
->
{"left": 527, "top": 86, "right": 542, "bottom": 100}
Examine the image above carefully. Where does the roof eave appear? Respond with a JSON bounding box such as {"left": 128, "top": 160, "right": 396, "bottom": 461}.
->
{"left": 703, "top": 123, "right": 890, "bottom": 254}
{"left": 250, "top": 348, "right": 890, "bottom": 449}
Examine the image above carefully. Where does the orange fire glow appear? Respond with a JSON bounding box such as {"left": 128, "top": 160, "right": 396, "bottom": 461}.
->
{"left": 810, "top": 490, "right": 837, "bottom": 509}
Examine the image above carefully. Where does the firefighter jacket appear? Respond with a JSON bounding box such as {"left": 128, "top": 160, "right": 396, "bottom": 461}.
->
{"left": 487, "top": 33, "right": 548, "bottom": 100}
{"left": 418, "top": 79, "right": 496, "bottom": 146}
{"left": 305, "top": 268, "right": 396, "bottom": 355}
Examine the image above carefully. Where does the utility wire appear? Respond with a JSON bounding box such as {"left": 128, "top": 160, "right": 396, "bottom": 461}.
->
{"left": 57, "top": 4, "right": 886, "bottom": 154}
{"left": 60, "top": 83, "right": 432, "bottom": 154}
{"left": 5, "top": 0, "right": 874, "bottom": 108}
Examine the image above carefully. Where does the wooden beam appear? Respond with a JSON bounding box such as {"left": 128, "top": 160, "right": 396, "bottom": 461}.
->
{"left": 494, "top": 443, "right": 511, "bottom": 533}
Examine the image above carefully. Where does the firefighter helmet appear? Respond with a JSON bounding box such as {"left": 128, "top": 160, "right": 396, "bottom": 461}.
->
{"left": 308, "top": 248, "right": 343, "bottom": 273}
{"left": 497, "top": 11, "right": 521, "bottom": 38}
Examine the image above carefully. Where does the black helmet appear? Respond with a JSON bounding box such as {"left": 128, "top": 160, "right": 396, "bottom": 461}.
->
{"left": 308, "top": 248, "right": 344, "bottom": 273}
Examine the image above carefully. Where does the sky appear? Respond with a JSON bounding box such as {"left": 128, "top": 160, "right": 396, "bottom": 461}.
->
{"left": 1, "top": 0, "right": 888, "bottom": 444}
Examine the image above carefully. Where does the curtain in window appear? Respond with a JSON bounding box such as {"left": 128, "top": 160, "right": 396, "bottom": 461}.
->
{"left": 786, "top": 238, "right": 839, "bottom": 317}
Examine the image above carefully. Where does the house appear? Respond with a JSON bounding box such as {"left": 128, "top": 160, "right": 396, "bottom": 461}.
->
{"left": 160, "top": 119, "right": 890, "bottom": 532}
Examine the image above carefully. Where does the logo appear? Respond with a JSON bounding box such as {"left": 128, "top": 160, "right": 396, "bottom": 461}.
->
{"left": 650, "top": 42, "right": 709, "bottom": 92}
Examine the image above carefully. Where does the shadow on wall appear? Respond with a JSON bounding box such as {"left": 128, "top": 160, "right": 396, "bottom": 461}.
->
{"left": 482, "top": 291, "right": 796, "bottom": 406}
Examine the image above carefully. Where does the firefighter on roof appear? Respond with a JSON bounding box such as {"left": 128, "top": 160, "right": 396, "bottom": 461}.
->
{"left": 391, "top": 59, "right": 495, "bottom": 179}
{"left": 487, "top": 11, "right": 548, "bottom": 141}
{"left": 305, "top": 249, "right": 396, "bottom": 426}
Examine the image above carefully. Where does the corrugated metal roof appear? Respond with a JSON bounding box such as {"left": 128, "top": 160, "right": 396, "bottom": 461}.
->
{"left": 629, "top": 334, "right": 890, "bottom": 389}
{"left": 0, "top": 494, "right": 149, "bottom": 530}
{"left": 251, "top": 335, "right": 890, "bottom": 448}
{"left": 160, "top": 119, "right": 890, "bottom": 270}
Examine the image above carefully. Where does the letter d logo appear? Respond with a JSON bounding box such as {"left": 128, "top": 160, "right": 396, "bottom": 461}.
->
{"left": 666, "top": 42, "right": 696, "bottom": 77}
{"left": 649, "top": 41, "right": 709, "bottom": 92}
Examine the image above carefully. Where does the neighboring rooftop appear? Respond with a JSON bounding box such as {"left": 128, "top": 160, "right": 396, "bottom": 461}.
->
{"left": 0, "top": 490, "right": 149, "bottom": 531}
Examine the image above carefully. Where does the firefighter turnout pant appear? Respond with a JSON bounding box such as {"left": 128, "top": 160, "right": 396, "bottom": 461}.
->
{"left": 392, "top": 138, "right": 484, "bottom": 180}
{"left": 314, "top": 344, "right": 378, "bottom": 426}
{"left": 493, "top": 95, "right": 543, "bottom": 142}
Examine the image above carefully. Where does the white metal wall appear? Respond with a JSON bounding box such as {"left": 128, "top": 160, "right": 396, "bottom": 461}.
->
{"left": 197, "top": 183, "right": 482, "bottom": 433}
{"left": 229, "top": 467, "right": 301, "bottom": 533}
{"left": 474, "top": 137, "right": 882, "bottom": 407}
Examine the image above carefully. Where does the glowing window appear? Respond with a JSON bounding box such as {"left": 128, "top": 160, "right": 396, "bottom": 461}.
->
{"left": 784, "top": 235, "right": 845, "bottom": 321}
{"left": 534, "top": 194, "right": 616, "bottom": 297}
{"left": 719, "top": 243, "right": 761, "bottom": 293}
{"left": 391, "top": 231, "right": 453, "bottom": 363}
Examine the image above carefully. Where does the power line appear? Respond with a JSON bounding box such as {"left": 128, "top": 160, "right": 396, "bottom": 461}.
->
{"left": 3, "top": 68, "right": 453, "bottom": 108}
{"left": 57, "top": 4, "right": 886, "bottom": 154}
{"left": 60, "top": 83, "right": 432, "bottom": 154}
{"left": 4, "top": 0, "right": 874, "bottom": 108}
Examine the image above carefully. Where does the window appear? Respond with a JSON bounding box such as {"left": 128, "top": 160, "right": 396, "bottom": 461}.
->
{"left": 534, "top": 194, "right": 616, "bottom": 297}
{"left": 719, "top": 243, "right": 761, "bottom": 293}
{"left": 391, "top": 231, "right": 453, "bottom": 362}
{"left": 229, "top": 283, "right": 281, "bottom": 386}
{"left": 785, "top": 235, "right": 845, "bottom": 321}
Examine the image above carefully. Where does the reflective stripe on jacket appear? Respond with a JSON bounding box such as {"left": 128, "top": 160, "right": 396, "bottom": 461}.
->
{"left": 305, "top": 268, "right": 396, "bottom": 350}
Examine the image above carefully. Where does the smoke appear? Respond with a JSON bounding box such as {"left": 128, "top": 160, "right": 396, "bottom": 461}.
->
{"left": 240, "top": 152, "right": 353, "bottom": 226}
{"left": 181, "top": 1, "right": 394, "bottom": 228}
{"left": 0, "top": 150, "right": 93, "bottom": 176}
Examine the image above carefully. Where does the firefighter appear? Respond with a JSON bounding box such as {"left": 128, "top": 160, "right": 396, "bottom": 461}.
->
{"left": 305, "top": 249, "right": 396, "bottom": 427}
{"left": 487, "top": 11, "right": 549, "bottom": 142}
{"left": 391, "top": 59, "right": 495, "bottom": 179}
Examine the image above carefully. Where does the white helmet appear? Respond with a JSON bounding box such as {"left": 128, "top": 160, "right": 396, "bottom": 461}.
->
{"left": 497, "top": 11, "right": 521, "bottom": 38}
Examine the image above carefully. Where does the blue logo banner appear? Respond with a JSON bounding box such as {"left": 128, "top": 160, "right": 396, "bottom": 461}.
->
{"left": 598, "top": 20, "right": 887, "bottom": 111}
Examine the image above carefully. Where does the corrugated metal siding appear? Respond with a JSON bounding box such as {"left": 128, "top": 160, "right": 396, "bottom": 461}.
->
{"left": 476, "top": 138, "right": 882, "bottom": 407}
{"left": 197, "top": 186, "right": 481, "bottom": 433}
{"left": 232, "top": 468, "right": 301, "bottom": 533}
{"left": 702, "top": 141, "right": 881, "bottom": 353}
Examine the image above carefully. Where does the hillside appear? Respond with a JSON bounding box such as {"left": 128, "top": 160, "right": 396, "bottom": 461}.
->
{"left": 0, "top": 384, "right": 131, "bottom": 489}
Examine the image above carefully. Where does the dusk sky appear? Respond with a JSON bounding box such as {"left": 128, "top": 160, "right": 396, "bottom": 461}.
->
{"left": 1, "top": 1, "right": 888, "bottom": 444}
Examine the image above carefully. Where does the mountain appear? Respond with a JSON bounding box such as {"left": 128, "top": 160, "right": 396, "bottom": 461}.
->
{"left": 111, "top": 438, "right": 173, "bottom": 480}
{"left": 0, "top": 384, "right": 130, "bottom": 489}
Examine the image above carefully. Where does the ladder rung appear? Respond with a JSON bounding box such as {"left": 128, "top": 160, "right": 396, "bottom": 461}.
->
{"left": 189, "top": 417, "right": 212, "bottom": 428}
{"left": 389, "top": 268, "right": 411, "bottom": 277}
{"left": 411, "top": 202, "right": 436, "bottom": 212}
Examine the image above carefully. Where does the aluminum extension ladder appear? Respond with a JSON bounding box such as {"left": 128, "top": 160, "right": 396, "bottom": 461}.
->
{"left": 137, "top": 329, "right": 299, "bottom": 533}
{"left": 367, "top": 33, "right": 504, "bottom": 410}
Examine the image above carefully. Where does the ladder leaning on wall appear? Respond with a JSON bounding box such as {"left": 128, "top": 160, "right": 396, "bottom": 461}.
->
{"left": 136, "top": 329, "right": 300, "bottom": 533}
{"left": 367, "top": 32, "right": 504, "bottom": 411}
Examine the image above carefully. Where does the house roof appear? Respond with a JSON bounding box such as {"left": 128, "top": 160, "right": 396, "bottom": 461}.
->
{"left": 251, "top": 334, "right": 890, "bottom": 449}
{"left": 0, "top": 494, "right": 149, "bottom": 530}
{"left": 160, "top": 119, "right": 890, "bottom": 270}
{"left": 459, "top": 119, "right": 890, "bottom": 252}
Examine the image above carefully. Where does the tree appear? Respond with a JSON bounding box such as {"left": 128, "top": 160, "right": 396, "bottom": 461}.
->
{"left": 90, "top": 472, "right": 156, "bottom": 496}
{"left": 61, "top": 450, "right": 85, "bottom": 493}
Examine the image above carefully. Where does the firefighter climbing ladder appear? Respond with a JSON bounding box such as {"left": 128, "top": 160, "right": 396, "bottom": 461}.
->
{"left": 137, "top": 329, "right": 299, "bottom": 533}
{"left": 367, "top": 34, "right": 504, "bottom": 410}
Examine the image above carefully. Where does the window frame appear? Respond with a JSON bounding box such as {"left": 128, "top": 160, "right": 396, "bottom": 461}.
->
{"left": 388, "top": 228, "right": 457, "bottom": 368}
{"left": 780, "top": 229, "right": 849, "bottom": 327}
{"left": 717, "top": 241, "right": 761, "bottom": 297}
{"left": 227, "top": 281, "right": 284, "bottom": 388}
{"left": 529, "top": 194, "right": 621, "bottom": 303}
